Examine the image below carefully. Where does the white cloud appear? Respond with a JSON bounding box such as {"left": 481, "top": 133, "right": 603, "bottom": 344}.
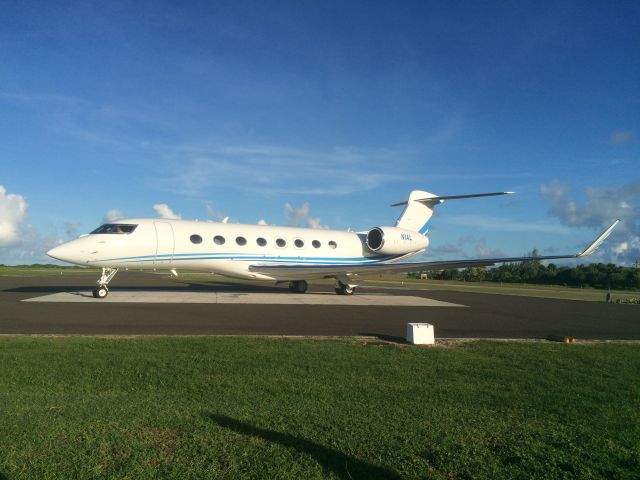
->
{"left": 103, "top": 209, "right": 125, "bottom": 223}
{"left": 284, "top": 202, "right": 310, "bottom": 224}
{"left": 0, "top": 185, "right": 28, "bottom": 247}
{"left": 307, "top": 216, "right": 328, "bottom": 229}
{"left": 475, "top": 239, "right": 506, "bottom": 258}
{"left": 0, "top": 186, "right": 62, "bottom": 264}
{"left": 609, "top": 131, "right": 634, "bottom": 145}
{"left": 540, "top": 180, "right": 640, "bottom": 265}
{"left": 284, "top": 202, "right": 328, "bottom": 229}
{"left": 153, "top": 203, "right": 181, "bottom": 220}
{"left": 257, "top": 219, "right": 268, "bottom": 225}
{"left": 205, "top": 204, "right": 228, "bottom": 222}
{"left": 64, "top": 222, "right": 80, "bottom": 240}
{"left": 540, "top": 180, "right": 639, "bottom": 228}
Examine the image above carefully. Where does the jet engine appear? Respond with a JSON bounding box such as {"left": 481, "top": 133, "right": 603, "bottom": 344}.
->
{"left": 365, "top": 226, "right": 429, "bottom": 255}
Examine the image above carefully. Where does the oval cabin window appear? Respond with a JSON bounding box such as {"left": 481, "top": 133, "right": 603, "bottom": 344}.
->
{"left": 276, "top": 238, "right": 286, "bottom": 248}
{"left": 312, "top": 240, "right": 321, "bottom": 248}
{"left": 190, "top": 234, "right": 203, "bottom": 244}
{"left": 328, "top": 240, "right": 337, "bottom": 249}
{"left": 294, "top": 239, "right": 304, "bottom": 248}
{"left": 236, "top": 236, "right": 247, "bottom": 246}
{"left": 214, "top": 235, "right": 225, "bottom": 245}
{"left": 257, "top": 237, "right": 267, "bottom": 247}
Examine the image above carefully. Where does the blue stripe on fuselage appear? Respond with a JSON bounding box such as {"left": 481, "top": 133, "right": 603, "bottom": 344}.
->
{"left": 97, "top": 252, "right": 401, "bottom": 265}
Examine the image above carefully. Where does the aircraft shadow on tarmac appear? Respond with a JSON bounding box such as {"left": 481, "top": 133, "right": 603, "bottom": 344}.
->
{"left": 5, "top": 281, "right": 287, "bottom": 295}
{"left": 206, "top": 413, "right": 400, "bottom": 480}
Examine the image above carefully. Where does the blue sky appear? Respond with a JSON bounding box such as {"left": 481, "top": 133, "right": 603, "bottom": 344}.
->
{"left": 1, "top": 1, "right": 639, "bottom": 265}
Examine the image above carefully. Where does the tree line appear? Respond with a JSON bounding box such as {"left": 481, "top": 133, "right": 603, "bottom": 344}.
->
{"left": 412, "top": 253, "right": 640, "bottom": 290}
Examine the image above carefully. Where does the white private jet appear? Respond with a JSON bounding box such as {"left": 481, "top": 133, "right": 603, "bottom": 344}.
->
{"left": 47, "top": 190, "right": 619, "bottom": 298}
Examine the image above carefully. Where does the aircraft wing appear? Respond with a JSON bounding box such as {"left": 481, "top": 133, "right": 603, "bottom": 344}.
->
{"left": 248, "top": 220, "right": 620, "bottom": 278}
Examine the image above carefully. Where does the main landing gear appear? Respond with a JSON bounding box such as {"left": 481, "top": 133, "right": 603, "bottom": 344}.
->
{"left": 288, "top": 280, "right": 308, "bottom": 293}
{"left": 92, "top": 267, "right": 118, "bottom": 298}
{"left": 334, "top": 281, "right": 356, "bottom": 295}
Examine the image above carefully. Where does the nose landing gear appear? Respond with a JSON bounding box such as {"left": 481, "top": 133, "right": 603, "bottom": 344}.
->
{"left": 92, "top": 267, "right": 118, "bottom": 298}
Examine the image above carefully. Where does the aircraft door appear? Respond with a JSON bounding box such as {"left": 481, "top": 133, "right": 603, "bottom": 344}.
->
{"left": 154, "top": 222, "right": 174, "bottom": 265}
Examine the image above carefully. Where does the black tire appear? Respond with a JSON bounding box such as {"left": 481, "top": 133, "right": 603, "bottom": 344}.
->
{"left": 93, "top": 286, "right": 108, "bottom": 299}
{"left": 334, "top": 284, "right": 355, "bottom": 295}
{"left": 289, "top": 281, "right": 308, "bottom": 293}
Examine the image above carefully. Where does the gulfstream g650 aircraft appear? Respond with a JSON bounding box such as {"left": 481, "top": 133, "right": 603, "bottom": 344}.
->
{"left": 47, "top": 190, "right": 619, "bottom": 298}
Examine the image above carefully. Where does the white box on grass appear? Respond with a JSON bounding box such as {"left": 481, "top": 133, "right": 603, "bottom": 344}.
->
{"left": 406, "top": 323, "right": 435, "bottom": 345}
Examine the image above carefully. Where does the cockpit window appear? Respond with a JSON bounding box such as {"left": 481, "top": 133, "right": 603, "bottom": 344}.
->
{"left": 91, "top": 224, "right": 138, "bottom": 234}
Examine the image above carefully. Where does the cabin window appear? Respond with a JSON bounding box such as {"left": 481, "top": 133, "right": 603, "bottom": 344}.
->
{"left": 236, "top": 236, "right": 247, "bottom": 246}
{"left": 257, "top": 237, "right": 267, "bottom": 247}
{"left": 294, "top": 239, "right": 304, "bottom": 248}
{"left": 190, "top": 234, "right": 203, "bottom": 244}
{"left": 214, "top": 235, "right": 225, "bottom": 245}
{"left": 312, "top": 240, "right": 321, "bottom": 248}
{"left": 276, "top": 238, "right": 286, "bottom": 248}
{"left": 328, "top": 240, "right": 337, "bottom": 249}
{"left": 91, "top": 224, "right": 138, "bottom": 234}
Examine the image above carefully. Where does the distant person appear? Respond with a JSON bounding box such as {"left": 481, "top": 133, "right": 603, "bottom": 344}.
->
{"left": 606, "top": 291, "right": 611, "bottom": 303}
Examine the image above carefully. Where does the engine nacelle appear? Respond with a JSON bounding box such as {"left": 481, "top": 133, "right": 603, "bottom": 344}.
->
{"left": 365, "top": 226, "right": 429, "bottom": 255}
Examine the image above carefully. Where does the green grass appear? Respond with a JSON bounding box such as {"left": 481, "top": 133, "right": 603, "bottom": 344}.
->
{"left": 1, "top": 337, "right": 639, "bottom": 479}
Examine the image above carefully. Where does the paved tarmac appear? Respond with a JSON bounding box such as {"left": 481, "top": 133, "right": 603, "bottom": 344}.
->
{"left": 23, "top": 290, "right": 464, "bottom": 307}
{"left": 1, "top": 273, "right": 638, "bottom": 339}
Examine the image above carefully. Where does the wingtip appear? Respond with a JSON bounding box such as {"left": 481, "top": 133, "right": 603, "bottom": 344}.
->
{"left": 577, "top": 219, "right": 620, "bottom": 257}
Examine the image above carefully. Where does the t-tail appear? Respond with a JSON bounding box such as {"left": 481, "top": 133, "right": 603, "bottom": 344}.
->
{"left": 393, "top": 190, "right": 514, "bottom": 235}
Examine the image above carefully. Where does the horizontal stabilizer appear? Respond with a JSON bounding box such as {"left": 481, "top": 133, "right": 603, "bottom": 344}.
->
{"left": 391, "top": 191, "right": 514, "bottom": 207}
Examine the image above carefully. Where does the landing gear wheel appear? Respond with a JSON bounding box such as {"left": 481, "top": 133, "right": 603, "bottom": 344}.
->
{"left": 93, "top": 286, "right": 109, "bottom": 299}
{"left": 93, "top": 268, "right": 118, "bottom": 299}
{"left": 288, "top": 280, "right": 308, "bottom": 293}
{"left": 334, "top": 283, "right": 355, "bottom": 295}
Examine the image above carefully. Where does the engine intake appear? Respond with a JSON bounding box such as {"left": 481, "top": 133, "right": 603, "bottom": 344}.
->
{"left": 365, "top": 226, "right": 428, "bottom": 255}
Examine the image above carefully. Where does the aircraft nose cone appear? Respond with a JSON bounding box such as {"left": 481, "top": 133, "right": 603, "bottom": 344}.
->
{"left": 47, "top": 243, "right": 83, "bottom": 263}
{"left": 47, "top": 244, "right": 67, "bottom": 261}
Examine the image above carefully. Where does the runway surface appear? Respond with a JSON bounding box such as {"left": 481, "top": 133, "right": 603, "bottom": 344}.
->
{"left": 1, "top": 272, "right": 639, "bottom": 339}
{"left": 23, "top": 290, "right": 463, "bottom": 306}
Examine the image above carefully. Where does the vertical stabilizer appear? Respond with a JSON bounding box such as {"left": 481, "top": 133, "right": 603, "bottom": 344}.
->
{"left": 393, "top": 190, "right": 439, "bottom": 235}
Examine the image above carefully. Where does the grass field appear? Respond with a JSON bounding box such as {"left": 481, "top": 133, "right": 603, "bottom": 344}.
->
{"left": 1, "top": 337, "right": 638, "bottom": 479}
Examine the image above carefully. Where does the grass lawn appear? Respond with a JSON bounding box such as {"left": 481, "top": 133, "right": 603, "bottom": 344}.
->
{"left": 1, "top": 337, "right": 638, "bottom": 479}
